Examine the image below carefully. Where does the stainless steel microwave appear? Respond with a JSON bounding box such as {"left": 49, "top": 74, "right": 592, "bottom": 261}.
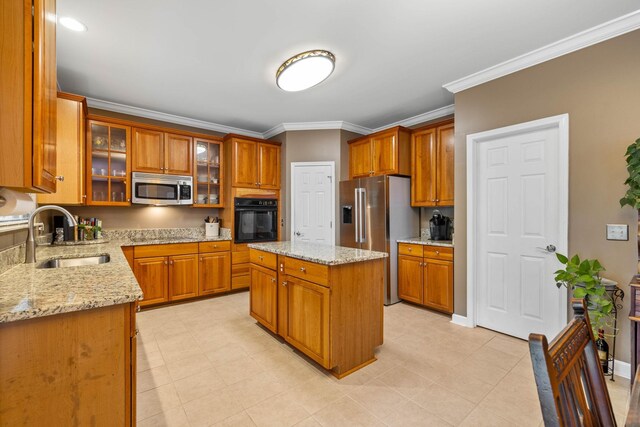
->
{"left": 131, "top": 172, "right": 193, "bottom": 205}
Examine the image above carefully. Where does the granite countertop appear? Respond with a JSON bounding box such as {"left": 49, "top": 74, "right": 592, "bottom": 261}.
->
{"left": 397, "top": 237, "right": 454, "bottom": 248}
{"left": 0, "top": 228, "right": 232, "bottom": 324}
{"left": 0, "top": 240, "right": 142, "bottom": 324}
{"left": 248, "top": 241, "right": 388, "bottom": 266}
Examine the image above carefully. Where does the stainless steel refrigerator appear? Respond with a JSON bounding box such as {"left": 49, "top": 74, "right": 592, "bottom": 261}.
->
{"left": 339, "top": 175, "right": 419, "bottom": 305}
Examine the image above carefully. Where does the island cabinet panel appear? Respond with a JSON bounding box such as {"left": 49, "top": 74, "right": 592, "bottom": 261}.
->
{"left": 199, "top": 252, "right": 231, "bottom": 296}
{"left": 250, "top": 264, "right": 278, "bottom": 333}
{"left": 134, "top": 256, "right": 169, "bottom": 307}
{"left": 284, "top": 275, "right": 331, "bottom": 368}
{"left": 397, "top": 255, "right": 423, "bottom": 304}
{"left": 0, "top": 303, "right": 136, "bottom": 426}
{"left": 249, "top": 248, "right": 384, "bottom": 378}
{"left": 168, "top": 254, "right": 199, "bottom": 301}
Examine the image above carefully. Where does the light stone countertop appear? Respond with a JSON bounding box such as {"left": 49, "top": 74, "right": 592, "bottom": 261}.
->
{"left": 248, "top": 241, "right": 388, "bottom": 266}
{"left": 0, "top": 230, "right": 232, "bottom": 324}
{"left": 397, "top": 237, "right": 454, "bottom": 248}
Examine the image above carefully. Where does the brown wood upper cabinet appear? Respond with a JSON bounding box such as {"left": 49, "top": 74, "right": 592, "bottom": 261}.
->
{"left": 38, "top": 93, "right": 87, "bottom": 205}
{"left": 0, "top": 0, "right": 58, "bottom": 193}
{"left": 226, "top": 135, "right": 281, "bottom": 189}
{"left": 411, "top": 120, "right": 454, "bottom": 207}
{"left": 348, "top": 127, "right": 411, "bottom": 179}
{"left": 132, "top": 128, "right": 193, "bottom": 175}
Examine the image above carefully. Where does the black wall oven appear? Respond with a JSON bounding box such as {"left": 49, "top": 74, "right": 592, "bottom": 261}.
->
{"left": 234, "top": 198, "right": 278, "bottom": 243}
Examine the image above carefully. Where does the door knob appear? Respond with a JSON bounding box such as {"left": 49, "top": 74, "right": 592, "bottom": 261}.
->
{"left": 55, "top": 175, "right": 64, "bottom": 182}
{"left": 537, "top": 245, "right": 557, "bottom": 253}
{"left": 295, "top": 231, "right": 302, "bottom": 236}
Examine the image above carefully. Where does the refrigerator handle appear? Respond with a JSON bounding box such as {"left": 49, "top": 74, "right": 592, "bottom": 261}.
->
{"left": 360, "top": 188, "right": 366, "bottom": 243}
{"left": 354, "top": 188, "right": 360, "bottom": 243}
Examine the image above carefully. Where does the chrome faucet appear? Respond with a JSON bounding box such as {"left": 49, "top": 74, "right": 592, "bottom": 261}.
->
{"left": 25, "top": 205, "right": 77, "bottom": 263}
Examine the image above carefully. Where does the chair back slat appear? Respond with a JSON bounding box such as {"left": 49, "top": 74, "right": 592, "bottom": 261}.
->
{"left": 529, "top": 299, "right": 616, "bottom": 427}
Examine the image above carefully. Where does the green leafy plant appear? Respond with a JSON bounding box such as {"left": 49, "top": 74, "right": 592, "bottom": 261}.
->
{"left": 554, "top": 253, "right": 613, "bottom": 333}
{"left": 620, "top": 137, "right": 640, "bottom": 208}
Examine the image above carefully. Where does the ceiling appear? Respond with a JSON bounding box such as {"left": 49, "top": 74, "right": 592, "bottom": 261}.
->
{"left": 56, "top": 1, "right": 640, "bottom": 134}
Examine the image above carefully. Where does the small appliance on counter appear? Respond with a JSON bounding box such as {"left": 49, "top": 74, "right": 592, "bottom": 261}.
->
{"left": 429, "top": 210, "right": 452, "bottom": 241}
{"left": 52, "top": 215, "right": 76, "bottom": 243}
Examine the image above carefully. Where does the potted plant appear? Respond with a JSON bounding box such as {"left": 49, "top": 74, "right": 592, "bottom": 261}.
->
{"left": 620, "top": 137, "right": 640, "bottom": 209}
{"left": 554, "top": 253, "right": 613, "bottom": 334}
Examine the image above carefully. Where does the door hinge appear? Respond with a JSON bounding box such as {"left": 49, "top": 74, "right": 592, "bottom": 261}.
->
{"left": 329, "top": 220, "right": 333, "bottom": 228}
{"left": 327, "top": 175, "right": 332, "bottom": 183}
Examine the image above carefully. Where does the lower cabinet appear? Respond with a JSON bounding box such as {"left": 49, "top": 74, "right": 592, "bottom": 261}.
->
{"left": 168, "top": 254, "right": 199, "bottom": 301}
{"left": 284, "top": 275, "right": 331, "bottom": 368}
{"left": 134, "top": 256, "right": 168, "bottom": 306}
{"left": 397, "top": 243, "right": 454, "bottom": 314}
{"left": 130, "top": 242, "right": 231, "bottom": 308}
{"left": 0, "top": 303, "right": 137, "bottom": 425}
{"left": 199, "top": 252, "right": 231, "bottom": 295}
{"left": 249, "top": 264, "right": 278, "bottom": 333}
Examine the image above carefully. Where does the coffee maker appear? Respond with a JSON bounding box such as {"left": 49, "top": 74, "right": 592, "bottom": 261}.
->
{"left": 429, "top": 210, "right": 452, "bottom": 241}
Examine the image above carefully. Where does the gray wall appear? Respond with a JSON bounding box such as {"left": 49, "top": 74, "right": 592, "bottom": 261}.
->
{"left": 454, "top": 29, "right": 640, "bottom": 362}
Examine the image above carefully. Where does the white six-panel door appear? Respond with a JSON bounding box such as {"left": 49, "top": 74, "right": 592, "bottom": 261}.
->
{"left": 291, "top": 162, "right": 335, "bottom": 245}
{"left": 468, "top": 115, "right": 568, "bottom": 340}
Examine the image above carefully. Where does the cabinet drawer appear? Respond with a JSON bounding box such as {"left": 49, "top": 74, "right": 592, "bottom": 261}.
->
{"left": 250, "top": 249, "right": 277, "bottom": 270}
{"left": 423, "top": 246, "right": 453, "bottom": 261}
{"left": 285, "top": 257, "right": 329, "bottom": 287}
{"left": 134, "top": 243, "right": 198, "bottom": 258}
{"left": 398, "top": 243, "right": 423, "bottom": 257}
{"left": 199, "top": 241, "right": 231, "bottom": 253}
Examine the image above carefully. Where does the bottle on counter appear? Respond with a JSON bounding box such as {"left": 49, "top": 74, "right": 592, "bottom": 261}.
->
{"left": 596, "top": 328, "right": 609, "bottom": 374}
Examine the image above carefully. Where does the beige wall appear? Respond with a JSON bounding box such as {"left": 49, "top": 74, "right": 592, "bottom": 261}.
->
{"left": 65, "top": 206, "right": 221, "bottom": 229}
{"left": 278, "top": 130, "right": 343, "bottom": 242}
{"left": 454, "top": 30, "right": 640, "bottom": 362}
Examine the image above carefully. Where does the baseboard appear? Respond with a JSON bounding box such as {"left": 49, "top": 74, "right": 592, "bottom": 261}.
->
{"left": 613, "top": 360, "right": 631, "bottom": 380}
{"left": 450, "top": 314, "right": 473, "bottom": 328}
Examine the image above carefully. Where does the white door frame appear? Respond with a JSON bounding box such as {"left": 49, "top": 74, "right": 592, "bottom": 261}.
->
{"left": 466, "top": 114, "right": 569, "bottom": 330}
{"left": 290, "top": 161, "right": 336, "bottom": 245}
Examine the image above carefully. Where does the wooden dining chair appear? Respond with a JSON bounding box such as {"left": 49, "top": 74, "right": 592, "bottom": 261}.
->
{"left": 529, "top": 298, "right": 616, "bottom": 427}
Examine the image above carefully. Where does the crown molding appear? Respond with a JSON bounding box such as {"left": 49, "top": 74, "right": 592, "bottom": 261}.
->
{"left": 86, "top": 97, "right": 454, "bottom": 140}
{"left": 443, "top": 9, "right": 640, "bottom": 94}
{"left": 85, "top": 97, "right": 265, "bottom": 139}
{"left": 370, "top": 104, "right": 455, "bottom": 133}
{"left": 263, "top": 121, "right": 372, "bottom": 139}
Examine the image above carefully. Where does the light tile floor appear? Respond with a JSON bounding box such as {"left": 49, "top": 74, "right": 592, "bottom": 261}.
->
{"left": 136, "top": 291, "right": 630, "bottom": 426}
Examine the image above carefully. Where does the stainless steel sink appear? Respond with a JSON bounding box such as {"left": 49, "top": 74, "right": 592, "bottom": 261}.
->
{"left": 37, "top": 254, "right": 111, "bottom": 269}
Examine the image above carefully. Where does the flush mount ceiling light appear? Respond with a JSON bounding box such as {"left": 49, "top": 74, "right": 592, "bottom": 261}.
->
{"left": 59, "top": 16, "right": 87, "bottom": 32}
{"left": 276, "top": 50, "right": 335, "bottom": 92}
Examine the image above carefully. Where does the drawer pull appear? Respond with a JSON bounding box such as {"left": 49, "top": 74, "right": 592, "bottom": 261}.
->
{"left": 436, "top": 250, "right": 440, "bottom": 255}
{"left": 258, "top": 255, "right": 264, "bottom": 260}
{"left": 300, "top": 267, "right": 306, "bottom": 272}
{"left": 408, "top": 247, "right": 412, "bottom": 252}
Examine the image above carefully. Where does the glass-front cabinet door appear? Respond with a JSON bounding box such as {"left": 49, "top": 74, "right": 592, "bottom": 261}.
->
{"left": 87, "top": 120, "right": 131, "bottom": 206}
{"left": 194, "top": 138, "right": 223, "bottom": 208}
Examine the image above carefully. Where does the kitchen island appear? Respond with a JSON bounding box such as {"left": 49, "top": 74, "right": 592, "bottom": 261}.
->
{"left": 248, "top": 241, "right": 388, "bottom": 378}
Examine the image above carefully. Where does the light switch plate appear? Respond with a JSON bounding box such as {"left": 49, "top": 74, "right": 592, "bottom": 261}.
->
{"left": 606, "top": 224, "right": 629, "bottom": 241}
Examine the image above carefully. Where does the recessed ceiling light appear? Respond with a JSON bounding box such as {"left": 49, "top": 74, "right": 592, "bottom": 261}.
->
{"left": 276, "top": 50, "right": 335, "bottom": 92}
{"left": 59, "top": 16, "right": 87, "bottom": 32}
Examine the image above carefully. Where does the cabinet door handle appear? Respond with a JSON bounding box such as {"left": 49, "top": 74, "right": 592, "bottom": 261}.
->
{"left": 169, "top": 260, "right": 174, "bottom": 265}
{"left": 55, "top": 175, "right": 64, "bottom": 182}
{"left": 282, "top": 281, "right": 288, "bottom": 287}
{"left": 300, "top": 267, "right": 306, "bottom": 272}
{"left": 271, "top": 278, "right": 276, "bottom": 283}
{"left": 200, "top": 257, "right": 203, "bottom": 261}
{"left": 164, "top": 261, "right": 168, "bottom": 265}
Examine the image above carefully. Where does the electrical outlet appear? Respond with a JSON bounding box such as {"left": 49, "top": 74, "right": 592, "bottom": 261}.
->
{"left": 606, "top": 224, "right": 628, "bottom": 241}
